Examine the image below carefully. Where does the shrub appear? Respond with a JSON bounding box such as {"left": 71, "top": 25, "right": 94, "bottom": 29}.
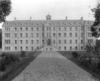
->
{"left": 72, "top": 52, "right": 79, "bottom": 58}
{"left": 20, "top": 51, "right": 26, "bottom": 57}
{"left": 0, "top": 53, "right": 20, "bottom": 71}
{"left": 97, "top": 62, "right": 100, "bottom": 70}
{"left": 0, "top": 58, "right": 6, "bottom": 71}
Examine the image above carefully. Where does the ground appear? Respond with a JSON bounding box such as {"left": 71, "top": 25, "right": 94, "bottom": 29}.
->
{"left": 12, "top": 51, "right": 98, "bottom": 81}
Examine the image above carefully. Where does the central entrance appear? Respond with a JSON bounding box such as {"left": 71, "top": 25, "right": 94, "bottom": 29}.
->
{"left": 47, "top": 39, "right": 51, "bottom": 46}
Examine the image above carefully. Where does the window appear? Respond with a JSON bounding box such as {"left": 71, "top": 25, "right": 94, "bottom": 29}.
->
{"left": 70, "top": 40, "right": 72, "bottom": 44}
{"left": 5, "top": 33, "right": 10, "bottom": 37}
{"left": 81, "top": 40, "right": 83, "bottom": 44}
{"left": 42, "top": 40, "right": 44, "bottom": 44}
{"left": 64, "top": 40, "right": 66, "bottom": 44}
{"left": 26, "top": 33, "right": 28, "bottom": 37}
{"left": 26, "top": 27, "right": 28, "bottom": 31}
{"left": 64, "top": 27, "right": 67, "bottom": 31}
{"left": 26, "top": 40, "right": 28, "bottom": 44}
{"left": 15, "top": 28, "right": 17, "bottom": 31}
{"left": 81, "top": 27, "right": 83, "bottom": 31}
{"left": 5, "top": 28, "right": 10, "bottom": 31}
{"left": 59, "top": 46, "right": 61, "bottom": 50}
{"left": 59, "top": 33, "right": 61, "bottom": 37}
{"left": 75, "top": 46, "right": 77, "bottom": 50}
{"left": 15, "top": 33, "right": 17, "bottom": 37}
{"left": 53, "top": 40, "right": 55, "bottom": 44}
{"left": 53, "top": 33, "right": 55, "bottom": 37}
{"left": 31, "top": 33, "right": 34, "bottom": 37}
{"left": 47, "top": 27, "right": 49, "bottom": 31}
{"left": 59, "top": 40, "right": 61, "bottom": 44}
{"left": 37, "top": 27, "right": 39, "bottom": 31}
{"left": 81, "top": 33, "right": 83, "bottom": 37}
{"left": 20, "top": 40, "right": 22, "bottom": 44}
{"left": 75, "top": 27, "right": 77, "bottom": 31}
{"left": 75, "top": 40, "right": 77, "bottom": 44}
{"left": 88, "top": 27, "right": 90, "bottom": 31}
{"left": 20, "top": 47, "right": 22, "bottom": 51}
{"left": 53, "top": 27, "right": 55, "bottom": 31}
{"left": 88, "top": 39, "right": 93, "bottom": 43}
{"left": 37, "top": 33, "right": 39, "bottom": 37}
{"left": 70, "top": 46, "right": 72, "bottom": 50}
{"left": 70, "top": 33, "right": 72, "bottom": 37}
{"left": 49, "top": 27, "right": 51, "bottom": 31}
{"left": 47, "top": 33, "right": 49, "bottom": 37}
{"left": 75, "top": 33, "right": 77, "bottom": 37}
{"left": 31, "top": 27, "right": 33, "bottom": 31}
{"left": 5, "top": 46, "right": 10, "bottom": 50}
{"left": 64, "top": 33, "right": 66, "bottom": 37}
{"left": 20, "top": 28, "right": 22, "bottom": 31}
{"left": 64, "top": 46, "right": 66, "bottom": 50}
{"left": 5, "top": 40, "right": 10, "bottom": 44}
{"left": 88, "top": 33, "right": 92, "bottom": 37}
{"left": 37, "top": 40, "right": 39, "bottom": 44}
{"left": 59, "top": 27, "right": 61, "bottom": 31}
{"left": 81, "top": 47, "right": 83, "bottom": 50}
{"left": 70, "top": 27, "right": 72, "bottom": 31}
{"left": 15, "top": 47, "right": 17, "bottom": 50}
{"left": 31, "top": 40, "right": 34, "bottom": 44}
{"left": 31, "top": 47, "right": 34, "bottom": 50}
{"left": 20, "top": 33, "right": 22, "bottom": 37}
{"left": 15, "top": 40, "right": 17, "bottom": 44}
{"left": 26, "top": 47, "right": 28, "bottom": 50}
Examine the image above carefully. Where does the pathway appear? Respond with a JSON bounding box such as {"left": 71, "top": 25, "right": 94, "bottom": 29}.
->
{"left": 12, "top": 51, "right": 98, "bottom": 81}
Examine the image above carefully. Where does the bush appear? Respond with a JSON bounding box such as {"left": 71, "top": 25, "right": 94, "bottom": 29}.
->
{"left": 72, "top": 52, "right": 79, "bottom": 58}
{"left": 20, "top": 51, "right": 26, "bottom": 57}
{"left": 97, "top": 62, "right": 100, "bottom": 70}
{"left": 0, "top": 58, "right": 6, "bottom": 71}
{"left": 0, "top": 53, "right": 20, "bottom": 71}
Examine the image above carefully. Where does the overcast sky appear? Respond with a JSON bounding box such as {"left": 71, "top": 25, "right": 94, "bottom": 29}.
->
{"left": 5, "top": 0, "right": 97, "bottom": 21}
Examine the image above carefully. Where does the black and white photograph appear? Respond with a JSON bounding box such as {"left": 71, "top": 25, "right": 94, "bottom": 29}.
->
{"left": 0, "top": 0, "right": 100, "bottom": 81}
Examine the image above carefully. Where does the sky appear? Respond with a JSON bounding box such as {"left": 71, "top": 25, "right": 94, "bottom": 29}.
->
{"left": 0, "top": 0, "right": 97, "bottom": 28}
{"left": 6, "top": 0, "right": 97, "bottom": 20}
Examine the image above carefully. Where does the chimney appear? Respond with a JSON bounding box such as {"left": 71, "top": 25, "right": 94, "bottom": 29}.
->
{"left": 65, "top": 16, "right": 67, "bottom": 20}
{"left": 81, "top": 17, "right": 83, "bottom": 20}
{"left": 30, "top": 17, "right": 32, "bottom": 20}
{"left": 14, "top": 17, "right": 16, "bottom": 21}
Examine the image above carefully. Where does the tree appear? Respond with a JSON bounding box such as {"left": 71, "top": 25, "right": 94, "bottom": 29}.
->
{"left": 91, "top": 3, "right": 100, "bottom": 38}
{"left": 0, "top": 0, "right": 11, "bottom": 23}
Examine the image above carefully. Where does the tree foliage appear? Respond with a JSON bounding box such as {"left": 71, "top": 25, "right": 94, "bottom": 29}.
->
{"left": 91, "top": 3, "right": 100, "bottom": 38}
{"left": 0, "top": 0, "right": 11, "bottom": 23}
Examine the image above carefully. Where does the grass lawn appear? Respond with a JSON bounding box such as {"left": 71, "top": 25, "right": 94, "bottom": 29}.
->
{"left": 58, "top": 51, "right": 100, "bottom": 81}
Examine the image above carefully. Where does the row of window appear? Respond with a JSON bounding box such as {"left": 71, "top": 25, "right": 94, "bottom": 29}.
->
{"left": 4, "top": 46, "right": 84, "bottom": 51}
{"left": 59, "top": 46, "right": 84, "bottom": 50}
{"left": 5, "top": 32, "right": 84, "bottom": 38}
{"left": 4, "top": 39, "right": 94, "bottom": 45}
{"left": 4, "top": 39, "right": 84, "bottom": 45}
{"left": 58, "top": 40, "right": 83, "bottom": 44}
{"left": 5, "top": 26, "right": 85, "bottom": 32}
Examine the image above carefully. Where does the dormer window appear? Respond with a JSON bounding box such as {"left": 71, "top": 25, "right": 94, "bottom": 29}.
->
{"left": 46, "top": 14, "right": 51, "bottom": 20}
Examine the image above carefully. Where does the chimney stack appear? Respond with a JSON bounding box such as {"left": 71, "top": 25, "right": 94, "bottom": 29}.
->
{"left": 14, "top": 17, "right": 16, "bottom": 21}
{"left": 65, "top": 16, "right": 67, "bottom": 20}
{"left": 81, "top": 17, "right": 83, "bottom": 20}
{"left": 30, "top": 17, "right": 32, "bottom": 20}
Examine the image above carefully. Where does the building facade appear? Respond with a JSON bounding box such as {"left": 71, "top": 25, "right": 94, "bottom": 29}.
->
{"left": 2, "top": 15, "right": 96, "bottom": 51}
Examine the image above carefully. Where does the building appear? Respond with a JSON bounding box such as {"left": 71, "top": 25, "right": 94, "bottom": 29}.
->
{"left": 2, "top": 15, "right": 96, "bottom": 52}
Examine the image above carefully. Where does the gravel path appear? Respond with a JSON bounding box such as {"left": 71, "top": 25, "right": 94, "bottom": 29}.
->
{"left": 12, "top": 51, "right": 98, "bottom": 81}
